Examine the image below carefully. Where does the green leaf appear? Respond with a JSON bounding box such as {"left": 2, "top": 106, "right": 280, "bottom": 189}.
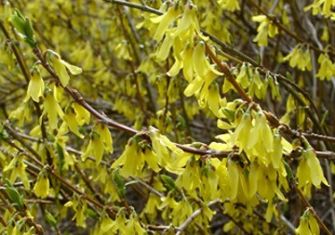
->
{"left": 10, "top": 9, "right": 36, "bottom": 47}
{"left": 45, "top": 210, "right": 58, "bottom": 227}
{"left": 56, "top": 143, "right": 65, "bottom": 172}
{"left": 112, "top": 169, "right": 126, "bottom": 198}
{"left": 5, "top": 179, "right": 25, "bottom": 210}
{"left": 160, "top": 174, "right": 176, "bottom": 191}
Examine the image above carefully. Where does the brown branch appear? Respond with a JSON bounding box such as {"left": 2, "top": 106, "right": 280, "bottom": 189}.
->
{"left": 304, "top": 133, "right": 335, "bottom": 144}
{"left": 104, "top": 0, "right": 162, "bottom": 15}
{"left": 0, "top": 214, "right": 6, "bottom": 227}
{"left": 205, "top": 44, "right": 253, "bottom": 103}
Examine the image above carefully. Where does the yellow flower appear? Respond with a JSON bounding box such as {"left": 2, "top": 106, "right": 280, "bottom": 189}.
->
{"left": 173, "top": 5, "right": 200, "bottom": 37}
{"left": 43, "top": 93, "right": 64, "bottom": 130}
{"left": 125, "top": 213, "right": 146, "bottom": 234}
{"left": 218, "top": 0, "right": 240, "bottom": 12}
{"left": 316, "top": 53, "right": 335, "bottom": 80}
{"left": 143, "top": 148, "right": 160, "bottom": 173}
{"left": 247, "top": 112, "right": 273, "bottom": 154}
{"left": 252, "top": 15, "right": 278, "bottom": 47}
{"left": 33, "top": 173, "right": 50, "bottom": 198}
{"left": 305, "top": 0, "right": 335, "bottom": 17}
{"left": 156, "top": 32, "right": 174, "bottom": 61}
{"left": 270, "top": 133, "right": 283, "bottom": 169}
{"left": 176, "top": 159, "right": 202, "bottom": 197}
{"left": 227, "top": 159, "right": 239, "bottom": 200}
{"left": 246, "top": 162, "right": 259, "bottom": 199}
{"left": 207, "top": 83, "right": 221, "bottom": 116}
{"left": 74, "top": 202, "right": 87, "bottom": 228}
{"left": 182, "top": 48, "right": 194, "bottom": 82}
{"left": 151, "top": 7, "right": 178, "bottom": 42}
{"left": 192, "top": 42, "right": 222, "bottom": 78}
{"left": 111, "top": 138, "right": 143, "bottom": 177}
{"left": 4, "top": 157, "right": 30, "bottom": 190}
{"left": 283, "top": 45, "right": 312, "bottom": 71}
{"left": 149, "top": 127, "right": 188, "bottom": 174}
{"left": 296, "top": 210, "right": 320, "bottom": 235}
{"left": 48, "top": 50, "right": 82, "bottom": 87}
{"left": 236, "top": 63, "right": 250, "bottom": 89}
{"left": 96, "top": 124, "right": 113, "bottom": 153}
{"left": 64, "top": 110, "right": 83, "bottom": 138}
{"left": 27, "top": 69, "right": 44, "bottom": 102}
{"left": 72, "top": 102, "right": 90, "bottom": 125}
{"left": 233, "top": 112, "right": 253, "bottom": 151}
{"left": 82, "top": 135, "right": 104, "bottom": 165}
{"left": 297, "top": 145, "right": 328, "bottom": 190}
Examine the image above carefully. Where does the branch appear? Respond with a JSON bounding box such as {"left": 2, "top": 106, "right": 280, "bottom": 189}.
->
{"left": 104, "top": 0, "right": 162, "bottom": 15}
{"left": 205, "top": 44, "right": 253, "bottom": 103}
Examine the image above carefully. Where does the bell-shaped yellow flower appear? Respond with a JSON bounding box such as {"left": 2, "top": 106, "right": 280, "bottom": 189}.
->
{"left": 156, "top": 32, "right": 174, "bottom": 61}
{"left": 316, "top": 53, "right": 335, "bottom": 80}
{"left": 111, "top": 138, "right": 143, "bottom": 177}
{"left": 64, "top": 110, "right": 83, "bottom": 138}
{"left": 43, "top": 93, "right": 64, "bottom": 130}
{"left": 173, "top": 5, "right": 200, "bottom": 37}
{"left": 297, "top": 144, "right": 328, "bottom": 190}
{"left": 283, "top": 45, "right": 312, "bottom": 71}
{"left": 252, "top": 15, "right": 278, "bottom": 47}
{"left": 33, "top": 173, "right": 50, "bottom": 198}
{"left": 233, "top": 112, "right": 253, "bottom": 152}
{"left": 227, "top": 159, "right": 240, "bottom": 200}
{"left": 72, "top": 102, "right": 90, "bottom": 125}
{"left": 48, "top": 50, "right": 82, "bottom": 87}
{"left": 151, "top": 7, "right": 178, "bottom": 42}
{"left": 27, "top": 69, "right": 44, "bottom": 102}
{"left": 96, "top": 124, "right": 113, "bottom": 153}
{"left": 218, "top": 0, "right": 240, "bottom": 12}
{"left": 296, "top": 210, "right": 320, "bottom": 235}
{"left": 51, "top": 56, "right": 70, "bottom": 87}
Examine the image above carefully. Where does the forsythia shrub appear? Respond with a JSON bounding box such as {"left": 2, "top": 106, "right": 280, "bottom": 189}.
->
{"left": 0, "top": 0, "right": 335, "bottom": 234}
